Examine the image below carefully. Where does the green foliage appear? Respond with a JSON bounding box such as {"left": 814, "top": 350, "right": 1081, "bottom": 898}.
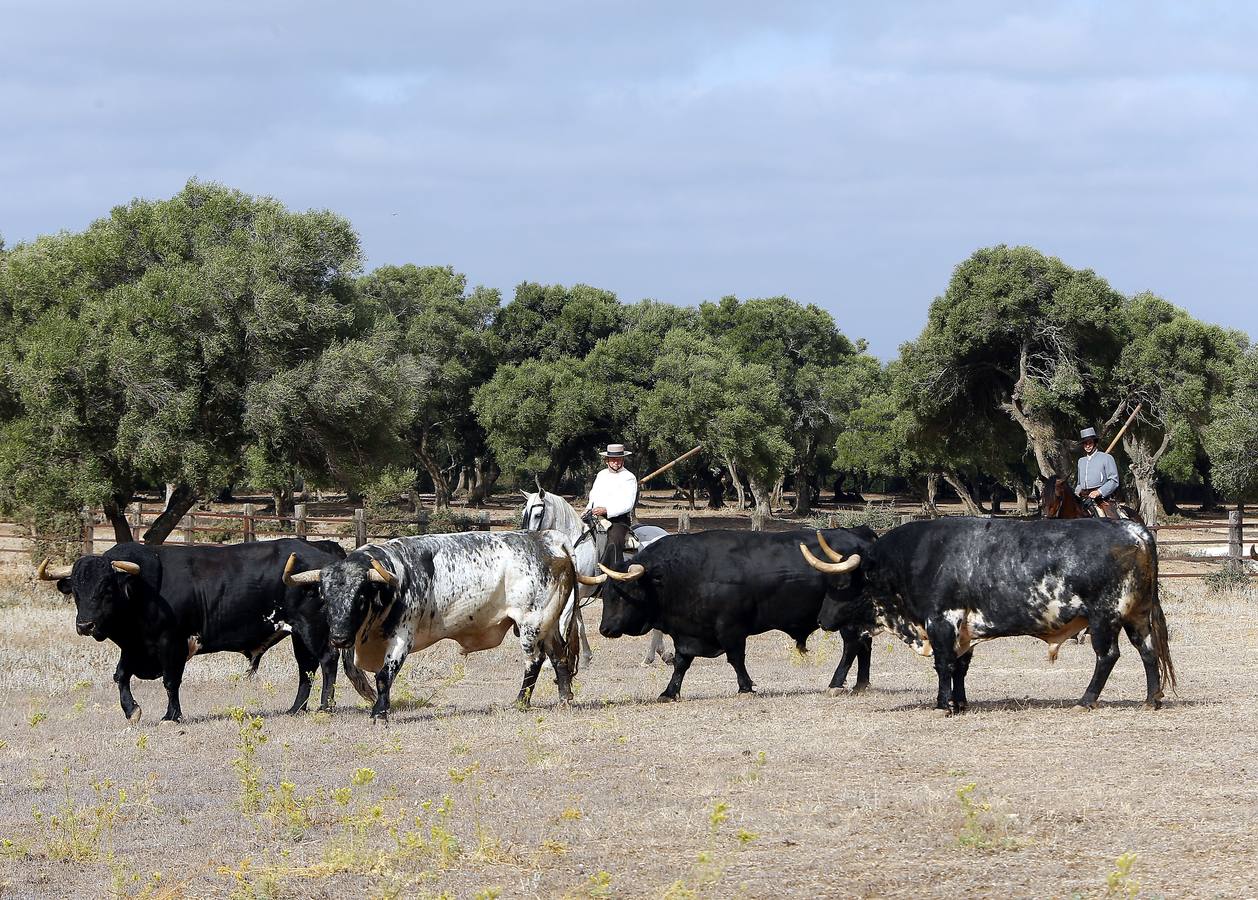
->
{"left": 1203, "top": 346, "right": 1258, "bottom": 501}
{"left": 1105, "top": 852, "right": 1140, "bottom": 898}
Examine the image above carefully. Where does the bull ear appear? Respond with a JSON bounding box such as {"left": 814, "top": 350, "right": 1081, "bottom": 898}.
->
{"left": 55, "top": 578, "right": 73, "bottom": 597}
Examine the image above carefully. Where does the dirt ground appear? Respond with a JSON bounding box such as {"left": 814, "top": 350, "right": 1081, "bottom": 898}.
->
{"left": 1, "top": 574, "right": 1256, "bottom": 899}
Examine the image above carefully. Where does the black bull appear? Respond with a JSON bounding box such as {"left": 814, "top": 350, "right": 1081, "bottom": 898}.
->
{"left": 803, "top": 518, "right": 1176, "bottom": 714}
{"left": 41, "top": 538, "right": 347, "bottom": 723}
{"left": 595, "top": 528, "right": 876, "bottom": 700}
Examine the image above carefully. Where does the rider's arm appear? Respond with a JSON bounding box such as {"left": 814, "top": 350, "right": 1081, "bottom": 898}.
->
{"left": 1098, "top": 455, "right": 1120, "bottom": 499}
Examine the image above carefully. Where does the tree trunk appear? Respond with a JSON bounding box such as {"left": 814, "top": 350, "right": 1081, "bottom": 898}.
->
{"left": 1122, "top": 431, "right": 1170, "bottom": 526}
{"left": 747, "top": 473, "right": 773, "bottom": 518}
{"left": 144, "top": 483, "right": 198, "bottom": 545}
{"left": 1013, "top": 479, "right": 1030, "bottom": 516}
{"left": 770, "top": 475, "right": 785, "bottom": 514}
{"left": 273, "top": 487, "right": 293, "bottom": 520}
{"left": 916, "top": 473, "right": 940, "bottom": 518}
{"left": 102, "top": 494, "right": 134, "bottom": 544}
{"left": 726, "top": 459, "right": 746, "bottom": 511}
{"left": 792, "top": 465, "right": 813, "bottom": 516}
{"left": 416, "top": 430, "right": 451, "bottom": 509}
{"left": 941, "top": 470, "right": 985, "bottom": 517}
{"left": 999, "top": 342, "right": 1074, "bottom": 478}
{"left": 699, "top": 467, "right": 725, "bottom": 509}
{"left": 467, "top": 457, "right": 499, "bottom": 508}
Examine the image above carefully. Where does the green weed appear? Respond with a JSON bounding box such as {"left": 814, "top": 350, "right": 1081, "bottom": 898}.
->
{"left": 1106, "top": 852, "right": 1140, "bottom": 898}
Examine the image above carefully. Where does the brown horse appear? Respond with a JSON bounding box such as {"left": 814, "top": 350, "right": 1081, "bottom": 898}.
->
{"left": 1040, "top": 475, "right": 1144, "bottom": 524}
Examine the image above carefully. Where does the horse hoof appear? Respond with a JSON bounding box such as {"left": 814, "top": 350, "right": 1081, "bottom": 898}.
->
{"left": 851, "top": 682, "right": 870, "bottom": 695}
{"left": 737, "top": 690, "right": 756, "bottom": 699}
{"left": 661, "top": 653, "right": 675, "bottom": 665}
{"left": 1144, "top": 700, "right": 1163, "bottom": 711}
{"left": 126, "top": 707, "right": 142, "bottom": 725}
{"left": 639, "top": 659, "right": 653, "bottom": 667}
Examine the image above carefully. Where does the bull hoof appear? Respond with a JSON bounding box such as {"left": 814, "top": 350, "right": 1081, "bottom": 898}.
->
{"left": 736, "top": 689, "right": 756, "bottom": 699}
{"left": 1069, "top": 702, "right": 1096, "bottom": 713}
{"left": 657, "top": 693, "right": 680, "bottom": 703}
{"left": 930, "top": 707, "right": 953, "bottom": 718}
{"left": 126, "top": 707, "right": 142, "bottom": 725}
{"left": 556, "top": 695, "right": 573, "bottom": 707}
{"left": 851, "top": 682, "right": 870, "bottom": 695}
{"left": 1144, "top": 699, "right": 1163, "bottom": 711}
{"left": 639, "top": 659, "right": 654, "bottom": 667}
{"left": 661, "top": 653, "right": 675, "bottom": 665}
{"left": 825, "top": 686, "right": 844, "bottom": 697}
{"left": 158, "top": 718, "right": 182, "bottom": 729}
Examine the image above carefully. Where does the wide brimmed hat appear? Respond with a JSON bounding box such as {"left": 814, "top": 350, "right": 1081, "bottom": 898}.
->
{"left": 1079, "top": 427, "right": 1099, "bottom": 442}
{"left": 599, "top": 443, "right": 633, "bottom": 458}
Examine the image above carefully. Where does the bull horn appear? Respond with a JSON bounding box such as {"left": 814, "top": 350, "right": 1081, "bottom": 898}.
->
{"left": 368, "top": 558, "right": 398, "bottom": 587}
{"left": 597, "top": 563, "right": 645, "bottom": 582}
{"left": 36, "top": 558, "right": 73, "bottom": 581}
{"left": 816, "top": 531, "right": 846, "bottom": 563}
{"left": 575, "top": 570, "right": 607, "bottom": 586}
{"left": 799, "top": 543, "right": 861, "bottom": 575}
{"left": 283, "top": 553, "right": 322, "bottom": 587}
{"left": 111, "top": 560, "right": 141, "bottom": 576}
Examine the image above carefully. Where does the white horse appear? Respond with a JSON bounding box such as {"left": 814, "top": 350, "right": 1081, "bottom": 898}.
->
{"left": 520, "top": 486, "right": 673, "bottom": 666}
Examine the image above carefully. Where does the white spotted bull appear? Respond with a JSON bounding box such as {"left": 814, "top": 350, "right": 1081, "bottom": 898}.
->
{"left": 284, "top": 530, "right": 584, "bottom": 720}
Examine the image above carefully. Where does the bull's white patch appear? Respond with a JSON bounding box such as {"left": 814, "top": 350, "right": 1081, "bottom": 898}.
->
{"left": 186, "top": 634, "right": 202, "bottom": 660}
{"left": 943, "top": 608, "right": 994, "bottom": 656}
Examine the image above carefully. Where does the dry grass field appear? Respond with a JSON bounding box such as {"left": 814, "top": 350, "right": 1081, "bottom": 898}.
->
{"left": 1, "top": 572, "right": 1256, "bottom": 899}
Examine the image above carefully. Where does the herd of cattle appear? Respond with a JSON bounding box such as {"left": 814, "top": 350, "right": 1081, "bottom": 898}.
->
{"left": 33, "top": 493, "right": 1176, "bottom": 724}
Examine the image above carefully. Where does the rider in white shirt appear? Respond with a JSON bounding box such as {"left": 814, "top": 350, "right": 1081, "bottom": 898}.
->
{"left": 585, "top": 443, "right": 637, "bottom": 566}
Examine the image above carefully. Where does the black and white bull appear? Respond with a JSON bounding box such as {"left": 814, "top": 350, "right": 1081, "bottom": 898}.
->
{"left": 37, "top": 538, "right": 351, "bottom": 723}
{"left": 801, "top": 518, "right": 1176, "bottom": 714}
{"left": 588, "top": 528, "right": 876, "bottom": 701}
{"left": 284, "top": 530, "right": 583, "bottom": 720}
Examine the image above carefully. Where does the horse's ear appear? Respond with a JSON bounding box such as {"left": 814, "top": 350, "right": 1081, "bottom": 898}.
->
{"left": 535, "top": 475, "right": 545, "bottom": 498}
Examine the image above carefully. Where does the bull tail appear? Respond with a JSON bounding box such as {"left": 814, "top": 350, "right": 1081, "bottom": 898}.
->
{"left": 341, "top": 649, "right": 378, "bottom": 703}
{"left": 1147, "top": 534, "right": 1177, "bottom": 695}
{"left": 562, "top": 592, "right": 581, "bottom": 678}
{"left": 1149, "top": 572, "right": 1177, "bottom": 695}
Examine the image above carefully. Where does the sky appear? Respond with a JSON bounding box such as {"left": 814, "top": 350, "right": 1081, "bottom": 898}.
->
{"left": 3, "top": 1, "right": 1256, "bottom": 358}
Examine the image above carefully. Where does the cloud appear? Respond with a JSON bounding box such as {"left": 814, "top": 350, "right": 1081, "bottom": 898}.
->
{"left": 2, "top": 2, "right": 1255, "bottom": 356}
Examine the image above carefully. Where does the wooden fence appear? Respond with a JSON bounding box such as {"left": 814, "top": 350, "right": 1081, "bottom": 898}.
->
{"left": 2, "top": 501, "right": 1252, "bottom": 581}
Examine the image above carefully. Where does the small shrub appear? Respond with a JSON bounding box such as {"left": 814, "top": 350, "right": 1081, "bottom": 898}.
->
{"left": 1105, "top": 852, "right": 1140, "bottom": 898}
{"left": 810, "top": 502, "right": 899, "bottom": 533}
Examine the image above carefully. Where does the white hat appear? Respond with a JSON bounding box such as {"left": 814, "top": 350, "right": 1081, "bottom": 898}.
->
{"left": 599, "top": 443, "right": 632, "bottom": 458}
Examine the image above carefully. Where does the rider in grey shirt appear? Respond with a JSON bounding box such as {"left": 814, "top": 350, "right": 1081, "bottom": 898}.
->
{"left": 1076, "top": 427, "right": 1119, "bottom": 519}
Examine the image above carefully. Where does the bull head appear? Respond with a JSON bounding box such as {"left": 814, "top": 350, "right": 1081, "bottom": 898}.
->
{"left": 282, "top": 553, "right": 322, "bottom": 587}
{"left": 799, "top": 533, "right": 861, "bottom": 575}
{"left": 36, "top": 558, "right": 138, "bottom": 581}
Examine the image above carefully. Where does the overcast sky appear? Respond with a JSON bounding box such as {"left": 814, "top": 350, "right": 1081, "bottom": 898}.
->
{"left": 4, "top": 2, "right": 1255, "bottom": 357}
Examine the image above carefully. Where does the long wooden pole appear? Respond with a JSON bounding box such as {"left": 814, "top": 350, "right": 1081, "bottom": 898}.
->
{"left": 639, "top": 445, "right": 703, "bottom": 486}
{"left": 1105, "top": 402, "right": 1143, "bottom": 454}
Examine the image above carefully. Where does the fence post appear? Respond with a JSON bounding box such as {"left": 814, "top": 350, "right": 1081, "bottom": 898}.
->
{"left": 476, "top": 511, "right": 490, "bottom": 532}
{"left": 130, "top": 502, "right": 143, "bottom": 535}
{"left": 899, "top": 514, "right": 914, "bottom": 527}
{"left": 294, "top": 503, "right": 308, "bottom": 539}
{"left": 180, "top": 514, "right": 194, "bottom": 545}
{"left": 750, "top": 511, "right": 765, "bottom": 532}
{"left": 417, "top": 509, "right": 430, "bottom": 534}
{"left": 242, "top": 503, "right": 256, "bottom": 542}
{"left": 1228, "top": 506, "right": 1243, "bottom": 570}
{"left": 678, "top": 511, "right": 691, "bottom": 533}
{"left": 354, "top": 508, "right": 367, "bottom": 548}
{"left": 81, "top": 508, "right": 95, "bottom": 556}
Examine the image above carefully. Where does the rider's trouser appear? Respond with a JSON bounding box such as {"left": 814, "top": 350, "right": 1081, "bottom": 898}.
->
{"left": 602, "top": 515, "right": 631, "bottom": 567}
